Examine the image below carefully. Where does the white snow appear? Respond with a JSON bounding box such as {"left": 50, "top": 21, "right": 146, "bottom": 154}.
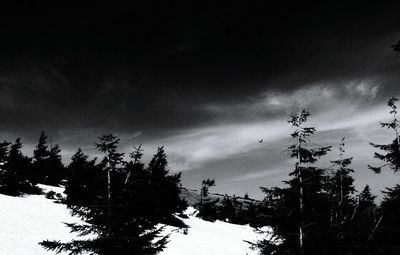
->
{"left": 163, "top": 208, "right": 266, "bottom": 255}
{"left": 0, "top": 185, "right": 267, "bottom": 255}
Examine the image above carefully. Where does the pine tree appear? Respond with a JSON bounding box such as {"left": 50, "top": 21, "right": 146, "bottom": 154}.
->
{"left": 64, "top": 148, "right": 101, "bottom": 204}
{"left": 366, "top": 97, "right": 400, "bottom": 253}
{"left": 0, "top": 138, "right": 38, "bottom": 195}
{"left": 219, "top": 195, "right": 236, "bottom": 222}
{"left": 47, "top": 145, "right": 66, "bottom": 185}
{"left": 287, "top": 109, "right": 331, "bottom": 254}
{"left": 41, "top": 135, "right": 183, "bottom": 255}
{"left": 0, "top": 140, "right": 10, "bottom": 166}
{"left": 327, "top": 137, "right": 356, "bottom": 225}
{"left": 32, "top": 131, "right": 49, "bottom": 184}
{"left": 254, "top": 109, "right": 331, "bottom": 255}
{"left": 146, "top": 147, "right": 187, "bottom": 226}
{"left": 0, "top": 140, "right": 11, "bottom": 194}
{"left": 369, "top": 97, "right": 400, "bottom": 173}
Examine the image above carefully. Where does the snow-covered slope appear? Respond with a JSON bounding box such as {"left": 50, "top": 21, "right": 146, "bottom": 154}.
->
{"left": 0, "top": 185, "right": 265, "bottom": 255}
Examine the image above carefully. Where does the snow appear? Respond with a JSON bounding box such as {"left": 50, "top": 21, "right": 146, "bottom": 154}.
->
{"left": 0, "top": 185, "right": 267, "bottom": 255}
{"left": 163, "top": 208, "right": 265, "bottom": 255}
{"left": 0, "top": 186, "right": 80, "bottom": 255}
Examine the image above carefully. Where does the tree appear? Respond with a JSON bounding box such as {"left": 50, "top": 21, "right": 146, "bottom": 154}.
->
{"left": 376, "top": 185, "right": 400, "bottom": 252}
{"left": 369, "top": 97, "right": 400, "bottom": 173}
{"left": 32, "top": 131, "right": 66, "bottom": 185}
{"left": 94, "top": 133, "right": 125, "bottom": 237}
{"left": 286, "top": 109, "right": 331, "bottom": 254}
{"left": 0, "top": 140, "right": 12, "bottom": 194}
{"left": 146, "top": 147, "right": 188, "bottom": 226}
{"left": 41, "top": 135, "right": 185, "bottom": 255}
{"left": 197, "top": 178, "right": 219, "bottom": 222}
{"left": 366, "top": 97, "right": 400, "bottom": 253}
{"left": 46, "top": 145, "right": 66, "bottom": 185}
{"left": 254, "top": 109, "right": 331, "bottom": 255}
{"left": 0, "top": 138, "right": 38, "bottom": 195}
{"left": 0, "top": 140, "right": 10, "bottom": 167}
{"left": 64, "top": 148, "right": 101, "bottom": 204}
{"left": 327, "top": 137, "right": 356, "bottom": 225}
{"left": 200, "top": 178, "right": 215, "bottom": 205}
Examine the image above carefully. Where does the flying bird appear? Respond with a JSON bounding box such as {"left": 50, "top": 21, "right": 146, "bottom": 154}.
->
{"left": 258, "top": 139, "right": 263, "bottom": 143}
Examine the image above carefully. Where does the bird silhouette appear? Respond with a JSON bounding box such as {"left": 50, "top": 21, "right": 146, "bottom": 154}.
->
{"left": 258, "top": 139, "right": 263, "bottom": 143}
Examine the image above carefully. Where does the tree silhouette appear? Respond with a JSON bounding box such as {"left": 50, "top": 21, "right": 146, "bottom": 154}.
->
{"left": 369, "top": 97, "right": 400, "bottom": 173}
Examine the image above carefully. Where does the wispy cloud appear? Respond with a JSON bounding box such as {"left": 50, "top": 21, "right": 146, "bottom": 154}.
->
{"left": 143, "top": 79, "right": 395, "bottom": 173}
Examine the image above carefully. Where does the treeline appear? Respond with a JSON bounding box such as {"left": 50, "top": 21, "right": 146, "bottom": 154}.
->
{"left": 0, "top": 131, "right": 65, "bottom": 196}
{"left": 248, "top": 98, "right": 400, "bottom": 255}
{"left": 194, "top": 179, "right": 264, "bottom": 226}
{"left": 0, "top": 132, "right": 188, "bottom": 254}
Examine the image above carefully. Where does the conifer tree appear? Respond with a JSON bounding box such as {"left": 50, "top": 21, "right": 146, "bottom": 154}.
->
{"left": 64, "top": 148, "right": 100, "bottom": 204}
{"left": 369, "top": 97, "right": 400, "bottom": 173}
{"left": 0, "top": 140, "right": 10, "bottom": 166}
{"left": 327, "top": 137, "right": 356, "bottom": 225}
{"left": 47, "top": 145, "right": 66, "bottom": 185}
{"left": 254, "top": 109, "right": 331, "bottom": 255}
{"left": 146, "top": 147, "right": 187, "bottom": 226}
{"left": 287, "top": 109, "right": 331, "bottom": 254}
{"left": 0, "top": 138, "right": 38, "bottom": 195}
{"left": 41, "top": 134, "right": 183, "bottom": 255}
{"left": 367, "top": 97, "right": 400, "bottom": 253}
{"left": 197, "top": 178, "right": 219, "bottom": 222}
{"left": 0, "top": 140, "right": 11, "bottom": 194}
{"left": 32, "top": 131, "right": 49, "bottom": 184}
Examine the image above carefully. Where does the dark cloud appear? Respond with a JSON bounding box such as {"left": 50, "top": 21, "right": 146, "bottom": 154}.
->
{"left": 0, "top": 2, "right": 400, "bottom": 197}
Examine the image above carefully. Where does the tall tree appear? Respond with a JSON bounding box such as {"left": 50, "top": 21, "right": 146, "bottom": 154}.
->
{"left": 287, "top": 109, "right": 331, "bottom": 254}
{"left": 253, "top": 109, "right": 331, "bottom": 255}
{"left": 327, "top": 137, "right": 356, "bottom": 225}
{"left": 368, "top": 97, "right": 400, "bottom": 253}
{"left": 94, "top": 133, "right": 124, "bottom": 237}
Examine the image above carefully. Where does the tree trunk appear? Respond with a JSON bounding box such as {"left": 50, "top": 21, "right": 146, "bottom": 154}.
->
{"left": 298, "top": 169, "right": 305, "bottom": 255}
{"left": 297, "top": 134, "right": 305, "bottom": 255}
{"left": 107, "top": 159, "right": 112, "bottom": 236}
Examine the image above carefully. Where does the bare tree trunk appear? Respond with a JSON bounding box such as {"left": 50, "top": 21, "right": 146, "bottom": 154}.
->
{"left": 367, "top": 215, "right": 383, "bottom": 243}
{"left": 124, "top": 171, "right": 131, "bottom": 185}
{"left": 339, "top": 168, "right": 343, "bottom": 221}
{"left": 298, "top": 169, "right": 305, "bottom": 255}
{"left": 107, "top": 160, "right": 112, "bottom": 236}
{"left": 297, "top": 134, "right": 305, "bottom": 255}
{"left": 350, "top": 196, "right": 360, "bottom": 221}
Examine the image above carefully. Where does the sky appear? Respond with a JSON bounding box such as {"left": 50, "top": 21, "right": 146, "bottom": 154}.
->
{"left": 1, "top": 2, "right": 400, "bottom": 199}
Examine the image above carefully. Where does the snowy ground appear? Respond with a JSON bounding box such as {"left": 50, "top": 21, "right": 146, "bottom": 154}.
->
{"left": 0, "top": 185, "right": 266, "bottom": 255}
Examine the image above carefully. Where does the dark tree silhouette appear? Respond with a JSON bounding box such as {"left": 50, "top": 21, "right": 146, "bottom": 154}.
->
{"left": 32, "top": 131, "right": 66, "bottom": 185}
{"left": 254, "top": 109, "right": 332, "bottom": 255}
{"left": 369, "top": 97, "right": 400, "bottom": 173}
{"left": 41, "top": 134, "right": 186, "bottom": 255}
{"left": 0, "top": 138, "right": 39, "bottom": 195}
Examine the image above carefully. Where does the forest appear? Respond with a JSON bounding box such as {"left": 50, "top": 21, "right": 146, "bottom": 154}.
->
{"left": 0, "top": 95, "right": 399, "bottom": 255}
